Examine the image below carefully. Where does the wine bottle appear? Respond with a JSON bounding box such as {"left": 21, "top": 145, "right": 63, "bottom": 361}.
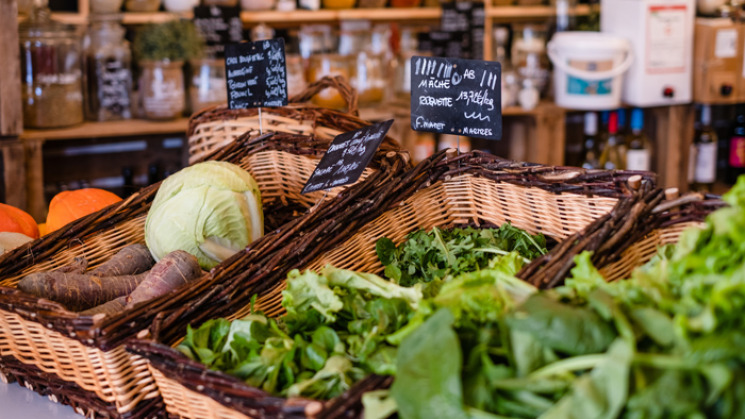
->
{"left": 689, "top": 104, "right": 718, "bottom": 191}
{"left": 727, "top": 104, "right": 745, "bottom": 184}
{"left": 599, "top": 111, "right": 625, "bottom": 170}
{"left": 581, "top": 112, "right": 599, "bottom": 169}
{"left": 626, "top": 108, "right": 652, "bottom": 171}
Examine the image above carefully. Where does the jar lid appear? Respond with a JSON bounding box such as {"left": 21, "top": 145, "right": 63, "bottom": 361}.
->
{"left": 18, "top": 5, "right": 78, "bottom": 39}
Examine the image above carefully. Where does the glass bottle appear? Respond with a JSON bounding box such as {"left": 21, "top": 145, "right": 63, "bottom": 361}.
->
{"left": 494, "top": 27, "right": 518, "bottom": 108}
{"left": 626, "top": 108, "right": 653, "bottom": 171}
{"left": 689, "top": 105, "right": 719, "bottom": 190}
{"left": 581, "top": 112, "right": 600, "bottom": 169}
{"left": 599, "top": 111, "right": 625, "bottom": 170}
{"left": 85, "top": 15, "right": 133, "bottom": 122}
{"left": 727, "top": 104, "right": 745, "bottom": 184}
{"left": 19, "top": 3, "right": 84, "bottom": 128}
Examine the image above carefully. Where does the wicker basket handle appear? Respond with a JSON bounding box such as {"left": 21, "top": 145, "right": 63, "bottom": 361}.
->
{"left": 289, "top": 75, "right": 359, "bottom": 116}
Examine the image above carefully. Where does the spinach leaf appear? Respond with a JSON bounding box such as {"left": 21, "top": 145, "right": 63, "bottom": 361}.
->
{"left": 507, "top": 294, "right": 616, "bottom": 356}
{"left": 539, "top": 339, "right": 632, "bottom": 419}
{"left": 392, "top": 308, "right": 469, "bottom": 419}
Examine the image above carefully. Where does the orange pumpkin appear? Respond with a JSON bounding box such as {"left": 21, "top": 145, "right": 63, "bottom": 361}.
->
{"left": 0, "top": 203, "right": 40, "bottom": 239}
{"left": 46, "top": 188, "right": 122, "bottom": 233}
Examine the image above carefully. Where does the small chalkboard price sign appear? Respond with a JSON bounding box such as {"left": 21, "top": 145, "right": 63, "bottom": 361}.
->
{"left": 410, "top": 55, "right": 502, "bottom": 141}
{"left": 301, "top": 119, "right": 394, "bottom": 195}
{"left": 224, "top": 38, "right": 288, "bottom": 109}
{"left": 193, "top": 5, "right": 242, "bottom": 58}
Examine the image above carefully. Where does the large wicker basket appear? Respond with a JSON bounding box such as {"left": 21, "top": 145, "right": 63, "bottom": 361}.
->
{"left": 520, "top": 187, "right": 726, "bottom": 288}
{"left": 0, "top": 128, "right": 408, "bottom": 417}
{"left": 129, "top": 150, "right": 657, "bottom": 419}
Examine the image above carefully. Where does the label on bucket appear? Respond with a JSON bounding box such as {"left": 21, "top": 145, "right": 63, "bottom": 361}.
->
{"left": 566, "top": 59, "right": 612, "bottom": 96}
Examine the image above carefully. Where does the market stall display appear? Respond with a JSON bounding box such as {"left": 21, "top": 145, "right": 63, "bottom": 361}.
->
{"left": 0, "top": 81, "right": 408, "bottom": 418}
{"left": 129, "top": 149, "right": 654, "bottom": 418}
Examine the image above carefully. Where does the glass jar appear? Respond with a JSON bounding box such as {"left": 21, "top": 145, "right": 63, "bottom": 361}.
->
{"left": 19, "top": 6, "right": 84, "bottom": 128}
{"left": 307, "top": 54, "right": 350, "bottom": 109}
{"left": 139, "top": 60, "right": 185, "bottom": 120}
{"left": 339, "top": 25, "right": 387, "bottom": 105}
{"left": 90, "top": 0, "right": 124, "bottom": 14}
{"left": 124, "top": 0, "right": 161, "bottom": 12}
{"left": 203, "top": 0, "right": 238, "bottom": 5}
{"left": 511, "top": 24, "right": 550, "bottom": 96}
{"left": 286, "top": 54, "right": 307, "bottom": 98}
{"left": 85, "top": 16, "right": 133, "bottom": 121}
{"left": 188, "top": 58, "right": 227, "bottom": 113}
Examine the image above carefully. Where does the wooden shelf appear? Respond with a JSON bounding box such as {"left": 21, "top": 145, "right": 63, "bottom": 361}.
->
{"left": 241, "top": 7, "right": 440, "bottom": 24}
{"left": 20, "top": 118, "right": 189, "bottom": 141}
{"left": 35, "top": 5, "right": 591, "bottom": 26}
{"left": 488, "top": 4, "right": 591, "bottom": 20}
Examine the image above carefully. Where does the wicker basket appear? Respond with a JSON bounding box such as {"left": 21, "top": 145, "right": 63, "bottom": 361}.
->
{"left": 520, "top": 188, "right": 726, "bottom": 288}
{"left": 129, "top": 149, "right": 656, "bottom": 419}
{"left": 0, "top": 128, "right": 408, "bottom": 417}
{"left": 188, "top": 76, "right": 369, "bottom": 164}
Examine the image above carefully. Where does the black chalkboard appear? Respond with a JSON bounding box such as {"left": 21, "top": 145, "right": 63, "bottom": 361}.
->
{"left": 224, "top": 38, "right": 288, "bottom": 109}
{"left": 301, "top": 119, "right": 394, "bottom": 194}
{"left": 193, "top": 5, "right": 242, "bottom": 58}
{"left": 440, "top": 2, "right": 484, "bottom": 60}
{"left": 411, "top": 56, "right": 502, "bottom": 141}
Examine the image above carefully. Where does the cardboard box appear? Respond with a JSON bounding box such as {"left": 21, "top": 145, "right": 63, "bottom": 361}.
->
{"left": 693, "top": 18, "right": 741, "bottom": 104}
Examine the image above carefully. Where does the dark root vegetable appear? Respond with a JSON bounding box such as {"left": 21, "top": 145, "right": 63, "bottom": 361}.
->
{"left": 54, "top": 257, "right": 89, "bottom": 274}
{"left": 18, "top": 271, "right": 148, "bottom": 311}
{"left": 125, "top": 250, "right": 203, "bottom": 309}
{"left": 88, "top": 244, "right": 155, "bottom": 277}
{"left": 80, "top": 296, "right": 127, "bottom": 317}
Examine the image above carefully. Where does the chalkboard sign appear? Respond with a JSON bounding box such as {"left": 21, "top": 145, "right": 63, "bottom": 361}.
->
{"left": 193, "top": 5, "right": 242, "bottom": 58}
{"left": 224, "top": 38, "right": 288, "bottom": 109}
{"left": 440, "top": 1, "right": 484, "bottom": 60}
{"left": 411, "top": 56, "right": 502, "bottom": 141}
{"left": 301, "top": 119, "right": 394, "bottom": 194}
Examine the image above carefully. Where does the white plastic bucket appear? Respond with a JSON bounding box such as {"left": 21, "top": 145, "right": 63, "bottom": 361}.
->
{"left": 547, "top": 32, "right": 633, "bottom": 110}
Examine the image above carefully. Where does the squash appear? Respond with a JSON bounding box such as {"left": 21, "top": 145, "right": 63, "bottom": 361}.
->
{"left": 46, "top": 188, "right": 122, "bottom": 233}
{"left": 0, "top": 203, "right": 40, "bottom": 239}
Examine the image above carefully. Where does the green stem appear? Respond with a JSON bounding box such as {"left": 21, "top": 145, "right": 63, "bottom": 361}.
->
{"left": 521, "top": 230, "right": 547, "bottom": 255}
{"left": 473, "top": 248, "right": 531, "bottom": 264}
{"left": 632, "top": 353, "right": 698, "bottom": 370}
{"left": 529, "top": 354, "right": 606, "bottom": 378}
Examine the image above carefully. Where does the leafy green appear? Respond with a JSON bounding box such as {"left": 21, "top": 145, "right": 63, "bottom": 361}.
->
{"left": 507, "top": 294, "right": 616, "bottom": 356}
{"left": 178, "top": 266, "right": 420, "bottom": 399}
{"left": 376, "top": 225, "right": 547, "bottom": 286}
{"left": 392, "top": 308, "right": 469, "bottom": 419}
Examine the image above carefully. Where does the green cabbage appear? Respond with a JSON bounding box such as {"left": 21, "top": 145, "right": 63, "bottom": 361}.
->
{"left": 145, "top": 161, "right": 264, "bottom": 269}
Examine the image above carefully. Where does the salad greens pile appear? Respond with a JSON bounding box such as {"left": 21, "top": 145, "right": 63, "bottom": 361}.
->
{"left": 177, "top": 223, "right": 543, "bottom": 400}
{"left": 376, "top": 225, "right": 547, "bottom": 286}
{"left": 381, "top": 176, "right": 745, "bottom": 419}
{"left": 177, "top": 267, "right": 421, "bottom": 399}
{"left": 177, "top": 176, "right": 745, "bottom": 419}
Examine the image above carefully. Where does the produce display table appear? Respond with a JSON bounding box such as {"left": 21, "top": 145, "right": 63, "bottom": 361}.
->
{"left": 0, "top": 381, "right": 82, "bottom": 419}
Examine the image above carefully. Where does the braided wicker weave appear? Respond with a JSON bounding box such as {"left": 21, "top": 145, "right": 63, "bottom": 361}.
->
{"left": 188, "top": 76, "right": 363, "bottom": 164}
{"left": 130, "top": 150, "right": 657, "bottom": 419}
{"left": 0, "top": 125, "right": 407, "bottom": 417}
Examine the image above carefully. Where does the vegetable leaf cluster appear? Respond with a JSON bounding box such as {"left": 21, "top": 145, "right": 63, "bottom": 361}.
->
{"left": 376, "top": 225, "right": 547, "bottom": 286}
{"left": 385, "top": 177, "right": 745, "bottom": 419}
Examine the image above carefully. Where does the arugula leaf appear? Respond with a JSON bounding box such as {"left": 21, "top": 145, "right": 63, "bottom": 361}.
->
{"left": 376, "top": 225, "right": 547, "bottom": 286}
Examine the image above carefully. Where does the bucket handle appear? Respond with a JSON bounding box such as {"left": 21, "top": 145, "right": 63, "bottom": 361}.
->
{"left": 547, "top": 43, "right": 634, "bottom": 81}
